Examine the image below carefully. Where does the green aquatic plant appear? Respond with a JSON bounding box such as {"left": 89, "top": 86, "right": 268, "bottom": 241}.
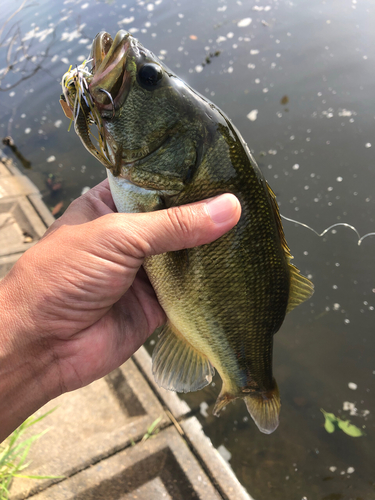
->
{"left": 0, "top": 409, "right": 63, "bottom": 499}
{"left": 321, "top": 408, "right": 365, "bottom": 437}
{"left": 141, "top": 417, "right": 162, "bottom": 443}
{"left": 129, "top": 416, "right": 163, "bottom": 447}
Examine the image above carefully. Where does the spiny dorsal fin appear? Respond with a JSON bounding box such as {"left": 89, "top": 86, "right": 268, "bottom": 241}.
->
{"left": 265, "top": 182, "right": 314, "bottom": 312}
{"left": 266, "top": 182, "right": 292, "bottom": 259}
{"left": 152, "top": 323, "right": 215, "bottom": 393}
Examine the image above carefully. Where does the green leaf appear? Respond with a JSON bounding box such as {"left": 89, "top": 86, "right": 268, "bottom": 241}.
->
{"left": 13, "top": 474, "right": 64, "bottom": 480}
{"left": 324, "top": 418, "right": 336, "bottom": 433}
{"left": 320, "top": 408, "right": 365, "bottom": 438}
{"left": 141, "top": 417, "right": 162, "bottom": 442}
{"left": 337, "top": 419, "right": 365, "bottom": 437}
{"left": 320, "top": 408, "right": 337, "bottom": 433}
{"left": 21, "top": 408, "right": 58, "bottom": 431}
{"left": 320, "top": 409, "right": 336, "bottom": 422}
{"left": 147, "top": 417, "right": 162, "bottom": 435}
{"left": 0, "top": 409, "right": 59, "bottom": 499}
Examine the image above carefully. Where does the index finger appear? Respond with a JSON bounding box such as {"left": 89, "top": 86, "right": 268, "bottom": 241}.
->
{"left": 44, "top": 179, "right": 116, "bottom": 236}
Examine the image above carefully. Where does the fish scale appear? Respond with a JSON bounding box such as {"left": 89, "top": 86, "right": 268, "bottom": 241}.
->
{"left": 60, "top": 29, "right": 314, "bottom": 434}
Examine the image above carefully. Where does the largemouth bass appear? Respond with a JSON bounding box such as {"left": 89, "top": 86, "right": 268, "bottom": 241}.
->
{"left": 60, "top": 30, "right": 313, "bottom": 434}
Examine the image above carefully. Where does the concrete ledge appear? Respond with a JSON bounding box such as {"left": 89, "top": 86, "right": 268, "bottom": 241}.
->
{"left": 28, "top": 193, "right": 56, "bottom": 228}
{"left": 0, "top": 156, "right": 23, "bottom": 176}
{"left": 0, "top": 175, "right": 39, "bottom": 198}
{"left": 0, "top": 196, "right": 46, "bottom": 256}
{"left": 29, "top": 424, "right": 222, "bottom": 500}
{"left": 11, "top": 358, "right": 169, "bottom": 500}
{"left": 0, "top": 156, "right": 54, "bottom": 279}
{"left": 2, "top": 156, "right": 254, "bottom": 500}
{"left": 10, "top": 349, "right": 253, "bottom": 500}
{"left": 133, "top": 347, "right": 254, "bottom": 500}
{"left": 181, "top": 417, "right": 254, "bottom": 500}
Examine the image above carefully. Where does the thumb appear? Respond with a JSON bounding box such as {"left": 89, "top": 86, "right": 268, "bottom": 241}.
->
{"left": 114, "top": 194, "right": 242, "bottom": 258}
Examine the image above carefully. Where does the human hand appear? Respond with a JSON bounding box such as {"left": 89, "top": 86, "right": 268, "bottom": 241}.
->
{"left": 0, "top": 179, "right": 241, "bottom": 439}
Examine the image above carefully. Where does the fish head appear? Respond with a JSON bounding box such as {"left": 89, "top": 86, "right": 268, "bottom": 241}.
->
{"left": 89, "top": 30, "right": 169, "bottom": 116}
{"left": 88, "top": 30, "right": 198, "bottom": 180}
{"left": 60, "top": 30, "right": 217, "bottom": 210}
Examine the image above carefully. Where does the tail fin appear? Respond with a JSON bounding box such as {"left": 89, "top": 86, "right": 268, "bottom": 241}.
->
{"left": 244, "top": 380, "right": 281, "bottom": 434}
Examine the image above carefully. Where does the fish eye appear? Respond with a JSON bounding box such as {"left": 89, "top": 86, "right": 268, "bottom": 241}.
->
{"left": 137, "top": 63, "right": 163, "bottom": 90}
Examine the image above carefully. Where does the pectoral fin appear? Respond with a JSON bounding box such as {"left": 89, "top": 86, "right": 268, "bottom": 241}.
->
{"left": 152, "top": 323, "right": 215, "bottom": 393}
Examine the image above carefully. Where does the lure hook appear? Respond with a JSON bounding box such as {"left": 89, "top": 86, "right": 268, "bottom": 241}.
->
{"left": 99, "top": 88, "right": 115, "bottom": 118}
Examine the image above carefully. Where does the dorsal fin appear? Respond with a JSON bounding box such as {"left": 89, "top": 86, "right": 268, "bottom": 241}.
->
{"left": 286, "top": 263, "right": 314, "bottom": 313}
{"left": 152, "top": 322, "right": 215, "bottom": 393}
{"left": 266, "top": 182, "right": 293, "bottom": 258}
{"left": 266, "top": 182, "right": 314, "bottom": 313}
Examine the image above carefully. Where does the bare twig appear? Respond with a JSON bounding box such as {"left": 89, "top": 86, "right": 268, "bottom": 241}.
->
{"left": 0, "top": 0, "right": 28, "bottom": 42}
{"left": 0, "top": 1, "right": 56, "bottom": 91}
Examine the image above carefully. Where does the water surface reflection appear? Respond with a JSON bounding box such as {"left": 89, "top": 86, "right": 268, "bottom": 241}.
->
{"left": 0, "top": 1, "right": 374, "bottom": 498}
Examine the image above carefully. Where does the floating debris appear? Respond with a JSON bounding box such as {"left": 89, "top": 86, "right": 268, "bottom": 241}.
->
{"left": 217, "top": 444, "right": 232, "bottom": 462}
{"left": 22, "top": 231, "right": 33, "bottom": 243}
{"left": 280, "top": 95, "right": 289, "bottom": 105}
{"left": 199, "top": 402, "right": 209, "bottom": 418}
{"left": 204, "top": 50, "right": 221, "bottom": 65}
{"left": 321, "top": 409, "right": 365, "bottom": 437}
{"left": 237, "top": 18, "right": 252, "bottom": 28}
{"left": 51, "top": 201, "right": 64, "bottom": 216}
{"left": 198, "top": 51, "right": 221, "bottom": 71}
{"left": 118, "top": 16, "right": 135, "bottom": 25}
{"left": 246, "top": 109, "right": 258, "bottom": 121}
{"left": 46, "top": 173, "right": 62, "bottom": 192}
{"left": 2, "top": 136, "right": 31, "bottom": 169}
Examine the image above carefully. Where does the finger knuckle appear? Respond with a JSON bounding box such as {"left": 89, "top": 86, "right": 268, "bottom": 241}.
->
{"left": 166, "top": 206, "right": 192, "bottom": 238}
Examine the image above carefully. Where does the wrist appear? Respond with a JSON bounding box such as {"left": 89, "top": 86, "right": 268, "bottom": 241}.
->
{"left": 0, "top": 268, "right": 61, "bottom": 441}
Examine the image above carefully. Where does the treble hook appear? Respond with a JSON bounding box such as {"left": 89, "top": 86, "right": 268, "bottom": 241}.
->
{"left": 99, "top": 88, "right": 115, "bottom": 118}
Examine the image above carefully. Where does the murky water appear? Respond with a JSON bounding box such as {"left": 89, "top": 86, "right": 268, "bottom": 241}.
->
{"left": 1, "top": 1, "right": 374, "bottom": 498}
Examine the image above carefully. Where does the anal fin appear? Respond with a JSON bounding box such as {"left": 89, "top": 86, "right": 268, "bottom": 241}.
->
{"left": 152, "top": 322, "right": 214, "bottom": 393}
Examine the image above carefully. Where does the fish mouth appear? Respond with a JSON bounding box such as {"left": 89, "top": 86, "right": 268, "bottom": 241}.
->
{"left": 61, "top": 30, "right": 170, "bottom": 176}
{"left": 89, "top": 30, "right": 135, "bottom": 114}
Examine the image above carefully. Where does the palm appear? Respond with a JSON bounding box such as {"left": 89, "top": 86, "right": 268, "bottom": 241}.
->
{"left": 0, "top": 178, "right": 240, "bottom": 441}
{"left": 32, "top": 181, "right": 165, "bottom": 391}
{"left": 43, "top": 257, "right": 165, "bottom": 390}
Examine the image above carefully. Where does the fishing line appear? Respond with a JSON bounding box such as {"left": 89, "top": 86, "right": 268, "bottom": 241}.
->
{"left": 62, "top": 61, "right": 375, "bottom": 247}
{"left": 281, "top": 214, "right": 375, "bottom": 246}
